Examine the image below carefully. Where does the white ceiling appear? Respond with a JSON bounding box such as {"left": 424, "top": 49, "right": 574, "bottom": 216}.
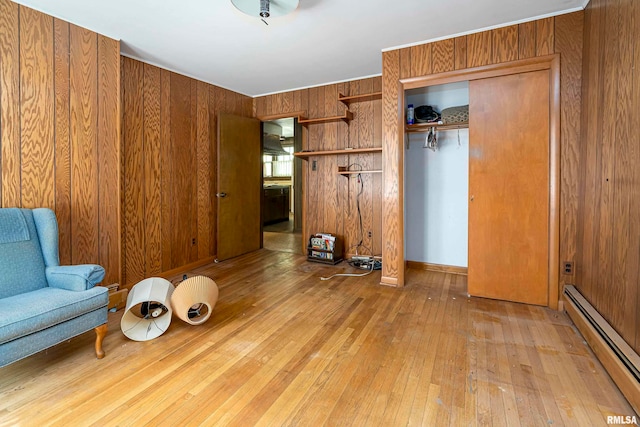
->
{"left": 14, "top": 0, "right": 585, "bottom": 97}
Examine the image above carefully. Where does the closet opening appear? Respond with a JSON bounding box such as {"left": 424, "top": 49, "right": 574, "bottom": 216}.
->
{"left": 404, "top": 81, "right": 470, "bottom": 277}
{"left": 396, "top": 55, "right": 560, "bottom": 308}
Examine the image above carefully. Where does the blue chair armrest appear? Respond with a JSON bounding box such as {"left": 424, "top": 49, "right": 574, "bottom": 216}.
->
{"left": 46, "top": 265, "right": 106, "bottom": 291}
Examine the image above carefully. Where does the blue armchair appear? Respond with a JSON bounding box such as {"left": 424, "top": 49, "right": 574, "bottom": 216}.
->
{"left": 0, "top": 208, "right": 109, "bottom": 367}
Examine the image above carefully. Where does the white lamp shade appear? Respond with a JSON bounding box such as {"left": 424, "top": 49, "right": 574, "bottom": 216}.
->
{"left": 171, "top": 276, "right": 219, "bottom": 325}
{"left": 121, "top": 277, "right": 175, "bottom": 341}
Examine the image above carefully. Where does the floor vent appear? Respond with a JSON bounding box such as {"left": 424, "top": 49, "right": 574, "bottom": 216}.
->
{"left": 563, "top": 285, "right": 640, "bottom": 414}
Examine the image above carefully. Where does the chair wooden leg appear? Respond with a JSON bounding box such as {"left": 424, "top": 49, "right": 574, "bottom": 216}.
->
{"left": 95, "top": 324, "right": 107, "bottom": 359}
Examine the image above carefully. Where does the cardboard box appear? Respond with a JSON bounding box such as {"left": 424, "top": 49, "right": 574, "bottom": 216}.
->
{"left": 108, "top": 289, "right": 128, "bottom": 311}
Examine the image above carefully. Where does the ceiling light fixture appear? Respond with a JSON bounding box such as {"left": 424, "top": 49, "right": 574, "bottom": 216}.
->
{"left": 260, "top": 0, "right": 270, "bottom": 18}
{"left": 231, "top": 0, "right": 299, "bottom": 25}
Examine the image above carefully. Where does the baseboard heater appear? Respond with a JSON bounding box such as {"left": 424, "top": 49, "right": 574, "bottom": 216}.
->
{"left": 563, "top": 285, "right": 640, "bottom": 414}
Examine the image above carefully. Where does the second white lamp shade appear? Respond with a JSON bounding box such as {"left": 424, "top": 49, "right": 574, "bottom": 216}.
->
{"left": 120, "top": 277, "right": 175, "bottom": 341}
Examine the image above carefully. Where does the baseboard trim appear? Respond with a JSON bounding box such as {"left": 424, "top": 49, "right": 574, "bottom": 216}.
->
{"left": 405, "top": 261, "right": 468, "bottom": 275}
{"left": 563, "top": 285, "right": 640, "bottom": 414}
{"left": 380, "top": 276, "right": 398, "bottom": 287}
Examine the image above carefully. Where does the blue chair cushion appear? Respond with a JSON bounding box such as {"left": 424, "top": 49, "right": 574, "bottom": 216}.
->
{"left": 0, "top": 209, "right": 47, "bottom": 299}
{"left": 0, "top": 208, "right": 29, "bottom": 244}
{"left": 0, "top": 286, "right": 108, "bottom": 345}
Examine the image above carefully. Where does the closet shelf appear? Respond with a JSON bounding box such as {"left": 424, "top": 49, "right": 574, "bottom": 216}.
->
{"left": 405, "top": 121, "right": 469, "bottom": 133}
{"left": 294, "top": 147, "right": 382, "bottom": 159}
{"left": 338, "top": 92, "right": 382, "bottom": 105}
{"left": 298, "top": 111, "right": 353, "bottom": 126}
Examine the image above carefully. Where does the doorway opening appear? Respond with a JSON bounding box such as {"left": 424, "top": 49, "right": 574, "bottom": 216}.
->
{"left": 262, "top": 117, "right": 302, "bottom": 254}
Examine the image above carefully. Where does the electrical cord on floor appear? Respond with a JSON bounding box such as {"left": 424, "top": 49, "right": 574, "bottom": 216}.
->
{"left": 320, "top": 258, "right": 381, "bottom": 281}
{"left": 320, "top": 267, "right": 375, "bottom": 281}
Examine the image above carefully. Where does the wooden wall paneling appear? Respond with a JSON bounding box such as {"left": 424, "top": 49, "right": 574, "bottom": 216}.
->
{"left": 69, "top": 25, "right": 98, "bottom": 264}
{"left": 222, "top": 88, "right": 234, "bottom": 114}
{"left": 265, "top": 93, "right": 275, "bottom": 116}
{"left": 305, "top": 87, "right": 320, "bottom": 236}
{"left": 315, "top": 85, "right": 326, "bottom": 233}
{"left": 372, "top": 77, "right": 382, "bottom": 256}
{"left": 169, "top": 72, "right": 193, "bottom": 269}
{"left": 454, "top": 37, "right": 467, "bottom": 71}
{"left": 554, "top": 12, "right": 583, "bottom": 299}
{"left": 575, "top": 0, "right": 640, "bottom": 355}
{"left": 239, "top": 93, "right": 246, "bottom": 116}
{"left": 633, "top": 0, "right": 640, "bottom": 353}
{"left": 0, "top": 0, "right": 20, "bottom": 207}
{"left": 344, "top": 80, "right": 361, "bottom": 251}
{"left": 298, "top": 88, "right": 309, "bottom": 251}
{"left": 227, "top": 88, "right": 241, "bottom": 116}
{"left": 536, "top": 17, "right": 555, "bottom": 56}
{"left": 243, "top": 95, "right": 253, "bottom": 117}
{"left": 335, "top": 82, "right": 348, "bottom": 243}
{"left": 0, "top": 3, "right": 121, "bottom": 284}
{"left": 594, "top": 0, "right": 619, "bottom": 322}
{"left": 467, "top": 31, "right": 492, "bottom": 68}
{"left": 293, "top": 89, "right": 302, "bottom": 113}
{"left": 189, "top": 79, "right": 198, "bottom": 263}
{"left": 160, "top": 69, "right": 173, "bottom": 271}
{"left": 432, "top": 39, "right": 455, "bottom": 74}
{"left": 122, "top": 58, "right": 146, "bottom": 286}
{"left": 399, "top": 47, "right": 412, "bottom": 79}
{"left": 255, "top": 78, "right": 381, "bottom": 260}
{"left": 273, "top": 92, "right": 283, "bottom": 115}
{"left": 518, "top": 21, "right": 537, "bottom": 60}
{"left": 281, "top": 91, "right": 293, "bottom": 114}
{"left": 382, "top": 50, "right": 402, "bottom": 286}
{"left": 19, "top": 7, "right": 55, "bottom": 209}
{"left": 143, "top": 64, "right": 162, "bottom": 276}
{"left": 410, "top": 44, "right": 432, "bottom": 78}
{"left": 610, "top": 0, "right": 637, "bottom": 344}
{"left": 491, "top": 26, "right": 518, "bottom": 64}
{"left": 323, "top": 84, "right": 338, "bottom": 235}
{"left": 577, "top": 1, "right": 605, "bottom": 303}
{"left": 358, "top": 79, "right": 374, "bottom": 254}
{"left": 211, "top": 85, "right": 225, "bottom": 257}
{"left": 53, "top": 19, "right": 71, "bottom": 265}
{"left": 196, "top": 81, "right": 211, "bottom": 260}
{"left": 97, "top": 34, "right": 121, "bottom": 284}
{"left": 254, "top": 97, "right": 265, "bottom": 119}
{"left": 233, "top": 91, "right": 243, "bottom": 116}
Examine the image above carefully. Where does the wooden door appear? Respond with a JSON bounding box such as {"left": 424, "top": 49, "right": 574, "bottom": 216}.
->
{"left": 468, "top": 70, "right": 550, "bottom": 306}
{"left": 217, "top": 114, "right": 261, "bottom": 261}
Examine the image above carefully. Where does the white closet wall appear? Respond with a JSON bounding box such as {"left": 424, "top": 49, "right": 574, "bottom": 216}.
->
{"left": 405, "top": 81, "right": 469, "bottom": 267}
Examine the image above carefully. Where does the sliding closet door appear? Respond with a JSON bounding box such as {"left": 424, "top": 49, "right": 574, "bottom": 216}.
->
{"left": 468, "top": 70, "right": 550, "bottom": 306}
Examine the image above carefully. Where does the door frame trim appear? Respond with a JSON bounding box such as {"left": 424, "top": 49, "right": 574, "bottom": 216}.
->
{"left": 396, "top": 54, "right": 560, "bottom": 309}
{"left": 257, "top": 112, "right": 307, "bottom": 255}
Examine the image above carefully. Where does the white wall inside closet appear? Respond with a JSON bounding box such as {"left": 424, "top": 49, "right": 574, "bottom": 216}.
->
{"left": 404, "top": 81, "right": 469, "bottom": 267}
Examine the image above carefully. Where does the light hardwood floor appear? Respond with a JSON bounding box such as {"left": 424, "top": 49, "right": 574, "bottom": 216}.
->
{"left": 0, "top": 250, "right": 635, "bottom": 426}
{"left": 263, "top": 231, "right": 302, "bottom": 255}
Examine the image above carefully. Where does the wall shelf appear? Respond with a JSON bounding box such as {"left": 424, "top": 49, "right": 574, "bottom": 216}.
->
{"left": 298, "top": 111, "right": 353, "bottom": 126}
{"left": 405, "top": 121, "right": 469, "bottom": 133}
{"left": 338, "top": 169, "right": 382, "bottom": 177}
{"left": 294, "top": 147, "right": 382, "bottom": 159}
{"left": 338, "top": 92, "right": 383, "bottom": 105}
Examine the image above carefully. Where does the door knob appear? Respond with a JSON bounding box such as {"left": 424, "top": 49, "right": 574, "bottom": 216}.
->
{"left": 470, "top": 195, "right": 474, "bottom": 201}
{"left": 216, "top": 192, "right": 227, "bottom": 198}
